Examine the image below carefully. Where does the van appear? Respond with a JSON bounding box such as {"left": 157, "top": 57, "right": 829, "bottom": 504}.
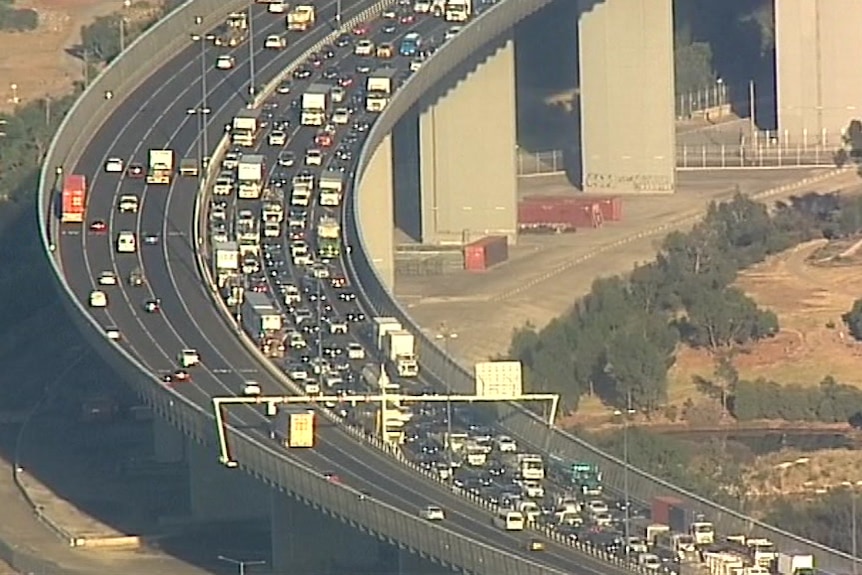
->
{"left": 179, "top": 158, "right": 199, "bottom": 176}
{"left": 116, "top": 232, "right": 136, "bottom": 253}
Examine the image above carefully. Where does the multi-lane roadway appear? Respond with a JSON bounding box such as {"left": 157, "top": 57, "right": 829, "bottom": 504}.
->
{"left": 54, "top": 1, "right": 632, "bottom": 572}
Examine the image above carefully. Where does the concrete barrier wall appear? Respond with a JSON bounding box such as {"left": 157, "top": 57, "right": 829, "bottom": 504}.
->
{"left": 344, "top": 1, "right": 858, "bottom": 573}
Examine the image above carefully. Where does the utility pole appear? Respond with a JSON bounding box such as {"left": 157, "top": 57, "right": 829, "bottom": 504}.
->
{"left": 247, "top": 4, "right": 256, "bottom": 99}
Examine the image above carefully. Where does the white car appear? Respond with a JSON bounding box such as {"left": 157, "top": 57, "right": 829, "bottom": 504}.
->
{"left": 420, "top": 505, "right": 445, "bottom": 521}
{"left": 331, "top": 107, "right": 350, "bottom": 125}
{"left": 216, "top": 55, "right": 235, "bottom": 70}
{"left": 116, "top": 231, "right": 137, "bottom": 253}
{"left": 347, "top": 343, "right": 365, "bottom": 360}
{"left": 242, "top": 381, "right": 262, "bottom": 396}
{"left": 118, "top": 194, "right": 139, "bottom": 213}
{"left": 278, "top": 151, "right": 295, "bottom": 167}
{"left": 105, "top": 327, "right": 121, "bottom": 341}
{"left": 304, "top": 149, "right": 323, "bottom": 166}
{"left": 354, "top": 40, "right": 374, "bottom": 56}
{"left": 264, "top": 34, "right": 286, "bottom": 49}
{"left": 586, "top": 500, "right": 609, "bottom": 515}
{"left": 97, "top": 271, "right": 117, "bottom": 286}
{"left": 414, "top": 0, "right": 431, "bottom": 12}
{"left": 445, "top": 26, "right": 462, "bottom": 40}
{"left": 89, "top": 290, "right": 108, "bottom": 308}
{"left": 330, "top": 86, "right": 345, "bottom": 103}
{"left": 178, "top": 349, "right": 200, "bottom": 368}
{"left": 410, "top": 58, "right": 423, "bottom": 72}
{"left": 104, "top": 157, "right": 124, "bottom": 173}
{"left": 268, "top": 130, "right": 287, "bottom": 146}
{"left": 267, "top": 1, "right": 285, "bottom": 13}
{"left": 496, "top": 436, "right": 517, "bottom": 453}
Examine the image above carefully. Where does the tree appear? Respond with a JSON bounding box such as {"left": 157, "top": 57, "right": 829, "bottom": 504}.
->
{"left": 842, "top": 298, "right": 862, "bottom": 341}
{"left": 682, "top": 287, "right": 777, "bottom": 350}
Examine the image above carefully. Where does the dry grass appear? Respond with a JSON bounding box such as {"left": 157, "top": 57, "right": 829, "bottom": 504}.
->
{"left": 0, "top": 0, "right": 149, "bottom": 112}
{"left": 744, "top": 447, "right": 862, "bottom": 499}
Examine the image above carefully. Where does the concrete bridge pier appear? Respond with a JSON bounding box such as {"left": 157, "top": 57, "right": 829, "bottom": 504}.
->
{"left": 270, "top": 491, "right": 381, "bottom": 573}
{"left": 357, "top": 133, "right": 395, "bottom": 291}
{"left": 185, "top": 441, "right": 271, "bottom": 522}
{"left": 152, "top": 417, "right": 186, "bottom": 463}
{"left": 576, "top": 0, "right": 676, "bottom": 193}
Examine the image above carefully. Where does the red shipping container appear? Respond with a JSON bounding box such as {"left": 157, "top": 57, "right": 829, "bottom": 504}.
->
{"left": 518, "top": 197, "right": 603, "bottom": 231}
{"left": 522, "top": 194, "right": 622, "bottom": 222}
{"left": 592, "top": 196, "right": 623, "bottom": 221}
{"left": 464, "top": 235, "right": 508, "bottom": 271}
{"left": 61, "top": 174, "right": 87, "bottom": 223}
{"left": 651, "top": 495, "right": 683, "bottom": 525}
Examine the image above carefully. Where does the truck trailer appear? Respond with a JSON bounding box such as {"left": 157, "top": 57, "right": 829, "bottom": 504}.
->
{"left": 366, "top": 68, "right": 398, "bottom": 112}
{"left": 269, "top": 407, "right": 315, "bottom": 448}
{"left": 316, "top": 216, "right": 341, "bottom": 260}
{"left": 60, "top": 174, "right": 87, "bottom": 223}
{"left": 231, "top": 109, "right": 262, "bottom": 147}
{"left": 146, "top": 149, "right": 174, "bottom": 184}
{"left": 301, "top": 84, "right": 330, "bottom": 126}
{"left": 241, "top": 292, "right": 282, "bottom": 338}
{"left": 237, "top": 154, "right": 266, "bottom": 199}
{"left": 286, "top": 5, "right": 315, "bottom": 31}
{"left": 383, "top": 330, "right": 419, "bottom": 377}
{"left": 318, "top": 170, "right": 344, "bottom": 206}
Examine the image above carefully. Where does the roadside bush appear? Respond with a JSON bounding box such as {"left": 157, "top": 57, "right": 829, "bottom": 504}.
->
{"left": 0, "top": 6, "right": 38, "bottom": 31}
{"left": 729, "top": 376, "right": 862, "bottom": 423}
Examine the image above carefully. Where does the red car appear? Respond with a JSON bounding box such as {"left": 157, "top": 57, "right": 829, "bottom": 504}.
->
{"left": 399, "top": 13, "right": 415, "bottom": 24}
{"left": 323, "top": 472, "right": 341, "bottom": 484}
{"left": 162, "top": 370, "right": 191, "bottom": 384}
{"left": 126, "top": 164, "right": 145, "bottom": 178}
{"left": 338, "top": 75, "right": 355, "bottom": 88}
{"left": 330, "top": 276, "right": 348, "bottom": 289}
{"left": 352, "top": 23, "right": 368, "bottom": 35}
{"left": 314, "top": 132, "right": 334, "bottom": 148}
{"left": 89, "top": 220, "right": 107, "bottom": 234}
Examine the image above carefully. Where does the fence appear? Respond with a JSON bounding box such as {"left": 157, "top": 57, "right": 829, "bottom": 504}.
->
{"left": 676, "top": 82, "right": 731, "bottom": 120}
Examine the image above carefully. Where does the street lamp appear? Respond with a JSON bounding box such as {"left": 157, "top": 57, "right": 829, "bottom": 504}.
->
{"left": 336, "top": 0, "right": 342, "bottom": 26}
{"left": 191, "top": 22, "right": 215, "bottom": 173}
{"left": 435, "top": 330, "right": 458, "bottom": 483}
{"left": 614, "top": 402, "right": 636, "bottom": 560}
{"left": 247, "top": 4, "right": 256, "bottom": 98}
{"left": 118, "top": 0, "right": 131, "bottom": 52}
{"left": 9, "top": 83, "right": 19, "bottom": 105}
{"left": 841, "top": 480, "right": 862, "bottom": 575}
{"left": 216, "top": 555, "right": 265, "bottom": 575}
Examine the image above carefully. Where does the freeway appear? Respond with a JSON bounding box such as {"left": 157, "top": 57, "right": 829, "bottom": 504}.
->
{"left": 54, "top": 1, "right": 628, "bottom": 572}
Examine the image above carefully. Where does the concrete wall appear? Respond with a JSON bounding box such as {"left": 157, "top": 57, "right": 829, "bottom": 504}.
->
{"left": 577, "top": 0, "right": 676, "bottom": 193}
{"left": 775, "top": 0, "right": 862, "bottom": 144}
{"left": 357, "top": 133, "right": 395, "bottom": 290}
{"left": 418, "top": 38, "right": 518, "bottom": 245}
{"left": 152, "top": 417, "right": 185, "bottom": 463}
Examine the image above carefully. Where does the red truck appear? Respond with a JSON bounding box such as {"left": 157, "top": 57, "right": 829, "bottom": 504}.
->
{"left": 61, "top": 174, "right": 87, "bottom": 223}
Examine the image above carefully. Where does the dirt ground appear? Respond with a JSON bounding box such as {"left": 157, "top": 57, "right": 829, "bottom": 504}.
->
{"left": 670, "top": 239, "right": 862, "bottom": 403}
{"left": 0, "top": 0, "right": 135, "bottom": 112}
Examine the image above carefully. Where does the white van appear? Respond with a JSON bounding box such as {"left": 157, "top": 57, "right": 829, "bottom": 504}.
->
{"left": 116, "top": 231, "right": 137, "bottom": 253}
{"left": 89, "top": 290, "right": 108, "bottom": 308}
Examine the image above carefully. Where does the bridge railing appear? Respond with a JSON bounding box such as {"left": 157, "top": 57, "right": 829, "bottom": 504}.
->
{"left": 344, "top": 1, "right": 859, "bottom": 573}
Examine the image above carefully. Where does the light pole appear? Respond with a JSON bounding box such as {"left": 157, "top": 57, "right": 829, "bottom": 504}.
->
{"left": 336, "top": 0, "right": 342, "bottom": 26}
{"left": 216, "top": 555, "right": 265, "bottom": 575}
{"left": 842, "top": 481, "right": 862, "bottom": 575}
{"left": 615, "top": 400, "right": 636, "bottom": 561}
{"left": 435, "top": 329, "right": 458, "bottom": 483}
{"left": 191, "top": 21, "right": 214, "bottom": 173}
{"left": 9, "top": 83, "right": 19, "bottom": 105}
{"left": 118, "top": 0, "right": 131, "bottom": 52}
{"left": 247, "top": 4, "right": 256, "bottom": 99}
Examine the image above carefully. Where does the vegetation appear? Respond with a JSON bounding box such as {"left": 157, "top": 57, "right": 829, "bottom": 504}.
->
{"left": 843, "top": 298, "right": 862, "bottom": 341}
{"left": 731, "top": 376, "right": 862, "bottom": 423}
{"left": 80, "top": 1, "right": 167, "bottom": 64}
{"left": 766, "top": 491, "right": 861, "bottom": 555}
{"left": 0, "top": 0, "right": 37, "bottom": 32}
{"left": 510, "top": 192, "right": 862, "bottom": 414}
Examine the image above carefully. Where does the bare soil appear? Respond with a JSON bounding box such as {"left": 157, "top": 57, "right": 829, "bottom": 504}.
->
{"left": 0, "top": 0, "right": 150, "bottom": 112}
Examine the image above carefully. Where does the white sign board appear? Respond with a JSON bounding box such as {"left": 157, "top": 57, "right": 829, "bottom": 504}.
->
{"left": 474, "top": 361, "right": 523, "bottom": 399}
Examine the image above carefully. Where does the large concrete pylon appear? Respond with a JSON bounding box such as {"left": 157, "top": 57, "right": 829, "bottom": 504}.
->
{"left": 358, "top": 133, "right": 395, "bottom": 290}
{"left": 775, "top": 0, "right": 862, "bottom": 144}
{"left": 577, "top": 0, "right": 676, "bottom": 193}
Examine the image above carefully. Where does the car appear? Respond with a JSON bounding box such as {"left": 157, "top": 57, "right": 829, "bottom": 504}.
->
{"left": 242, "top": 381, "right": 262, "bottom": 396}
{"left": 527, "top": 539, "right": 545, "bottom": 552}
{"left": 445, "top": 26, "right": 462, "bottom": 40}
{"left": 216, "top": 55, "right": 235, "bottom": 70}
{"left": 322, "top": 67, "right": 339, "bottom": 80}
{"left": 264, "top": 34, "right": 286, "bottom": 49}
{"left": 104, "top": 157, "right": 124, "bottom": 172}
{"left": 347, "top": 343, "right": 365, "bottom": 360}
{"left": 331, "top": 108, "right": 350, "bottom": 125}
{"left": 88, "top": 290, "right": 107, "bottom": 308}
{"left": 382, "top": 9, "right": 397, "bottom": 18}
{"left": 143, "top": 299, "right": 161, "bottom": 313}
{"left": 354, "top": 39, "right": 374, "bottom": 56}
{"left": 410, "top": 58, "right": 423, "bottom": 72}
{"left": 267, "top": 1, "right": 286, "bottom": 13}
{"left": 143, "top": 234, "right": 159, "bottom": 245}
{"left": 314, "top": 132, "right": 333, "bottom": 148}
{"left": 352, "top": 23, "right": 368, "bottom": 35}
{"left": 293, "top": 66, "right": 312, "bottom": 79}
{"left": 276, "top": 82, "right": 291, "bottom": 95}
{"left": 268, "top": 130, "right": 287, "bottom": 146}
{"left": 118, "top": 194, "right": 139, "bottom": 213}
{"left": 97, "top": 271, "right": 117, "bottom": 286}
{"left": 335, "top": 33, "right": 352, "bottom": 47}
{"left": 420, "top": 505, "right": 445, "bottom": 521}
{"left": 321, "top": 45, "right": 336, "bottom": 59}
{"left": 128, "top": 268, "right": 145, "bottom": 287}
{"left": 171, "top": 370, "right": 192, "bottom": 383}
{"left": 376, "top": 44, "right": 394, "bottom": 59}
{"left": 89, "top": 220, "right": 107, "bottom": 234}
{"left": 105, "top": 327, "right": 121, "bottom": 341}
{"left": 304, "top": 149, "right": 323, "bottom": 166}
{"left": 382, "top": 22, "right": 397, "bottom": 34}
{"left": 178, "top": 349, "right": 200, "bottom": 368}
{"left": 355, "top": 62, "right": 372, "bottom": 74}
{"left": 338, "top": 291, "right": 356, "bottom": 302}
{"left": 126, "top": 163, "right": 144, "bottom": 178}
{"left": 277, "top": 150, "right": 295, "bottom": 167}
{"left": 400, "top": 13, "right": 416, "bottom": 24}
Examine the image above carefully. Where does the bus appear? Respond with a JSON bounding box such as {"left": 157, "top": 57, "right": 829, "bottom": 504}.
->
{"left": 493, "top": 510, "right": 525, "bottom": 531}
{"left": 399, "top": 32, "right": 421, "bottom": 57}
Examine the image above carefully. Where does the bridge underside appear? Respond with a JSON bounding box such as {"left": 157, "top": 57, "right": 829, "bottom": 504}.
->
{"left": 775, "top": 0, "right": 862, "bottom": 144}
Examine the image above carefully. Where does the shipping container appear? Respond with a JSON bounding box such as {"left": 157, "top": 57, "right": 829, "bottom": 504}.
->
{"left": 61, "top": 174, "right": 87, "bottom": 223}
{"left": 592, "top": 196, "right": 623, "bottom": 221}
{"left": 651, "top": 495, "right": 683, "bottom": 525}
{"left": 668, "top": 503, "right": 696, "bottom": 534}
{"left": 518, "top": 197, "right": 603, "bottom": 232}
{"left": 521, "top": 195, "right": 622, "bottom": 222}
{"left": 464, "top": 235, "right": 508, "bottom": 271}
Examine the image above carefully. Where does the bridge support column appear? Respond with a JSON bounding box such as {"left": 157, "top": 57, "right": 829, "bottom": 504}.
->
{"left": 577, "top": 0, "right": 676, "bottom": 193}
{"left": 152, "top": 417, "right": 185, "bottom": 463}
{"left": 418, "top": 37, "right": 518, "bottom": 245}
{"left": 358, "top": 133, "right": 395, "bottom": 291}
{"left": 775, "top": 0, "right": 862, "bottom": 143}
{"left": 270, "top": 492, "right": 381, "bottom": 574}
{"left": 186, "top": 440, "right": 271, "bottom": 522}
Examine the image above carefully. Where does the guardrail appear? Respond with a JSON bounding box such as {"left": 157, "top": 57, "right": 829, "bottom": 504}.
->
{"left": 344, "top": 1, "right": 860, "bottom": 574}
{"left": 34, "top": 1, "right": 579, "bottom": 574}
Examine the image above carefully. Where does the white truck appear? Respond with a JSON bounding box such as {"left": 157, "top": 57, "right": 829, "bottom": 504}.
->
{"left": 383, "top": 330, "right": 419, "bottom": 377}
{"left": 286, "top": 4, "right": 315, "bottom": 31}
{"left": 236, "top": 218, "right": 260, "bottom": 256}
{"left": 444, "top": 0, "right": 472, "bottom": 22}
{"left": 237, "top": 154, "right": 265, "bottom": 199}
{"left": 505, "top": 453, "right": 545, "bottom": 480}
{"left": 318, "top": 170, "right": 344, "bottom": 207}
{"left": 301, "top": 84, "right": 330, "bottom": 126}
{"left": 776, "top": 553, "right": 815, "bottom": 575}
{"left": 366, "top": 68, "right": 398, "bottom": 112}
{"left": 241, "top": 292, "right": 282, "bottom": 339}
{"left": 212, "top": 241, "right": 239, "bottom": 288}
{"left": 316, "top": 216, "right": 341, "bottom": 260}
{"left": 146, "top": 149, "right": 174, "bottom": 184}
{"left": 373, "top": 317, "right": 403, "bottom": 350}
{"left": 232, "top": 109, "right": 261, "bottom": 147}
{"left": 262, "top": 187, "right": 284, "bottom": 223}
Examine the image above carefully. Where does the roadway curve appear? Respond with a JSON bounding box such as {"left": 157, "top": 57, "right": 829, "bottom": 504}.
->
{"left": 50, "top": 1, "right": 625, "bottom": 574}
